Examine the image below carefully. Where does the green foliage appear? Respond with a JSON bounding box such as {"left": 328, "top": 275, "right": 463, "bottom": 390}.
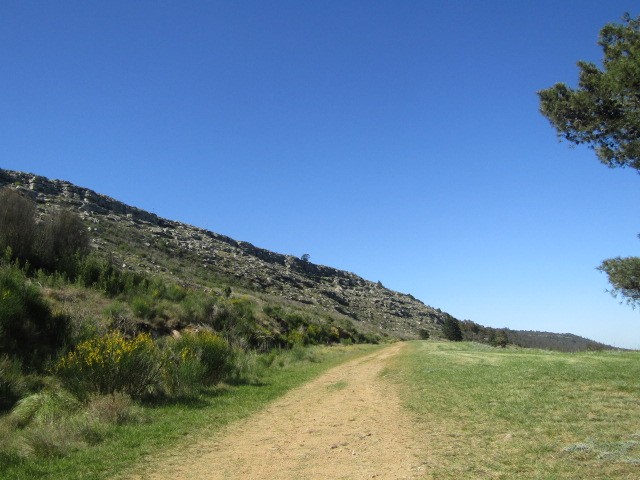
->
{"left": 161, "top": 346, "right": 206, "bottom": 396}
{"left": 490, "top": 329, "right": 509, "bottom": 348}
{"left": 0, "top": 265, "right": 70, "bottom": 369}
{"left": 35, "top": 210, "right": 90, "bottom": 277}
{"left": 261, "top": 304, "right": 373, "bottom": 348}
{"left": 539, "top": 14, "right": 640, "bottom": 170}
{"left": 164, "top": 330, "right": 234, "bottom": 389}
{"left": 178, "top": 293, "right": 216, "bottom": 324}
{"left": 0, "top": 188, "right": 90, "bottom": 278}
{"left": 538, "top": 15, "right": 640, "bottom": 309}
{"left": 0, "top": 189, "right": 36, "bottom": 262}
{"left": 0, "top": 356, "right": 26, "bottom": 412}
{"left": 54, "top": 331, "right": 162, "bottom": 399}
{"left": 1, "top": 388, "right": 142, "bottom": 461}
{"left": 442, "top": 316, "right": 463, "bottom": 341}
{"left": 598, "top": 255, "right": 640, "bottom": 307}
{"left": 77, "top": 255, "right": 149, "bottom": 297}
{"left": 130, "top": 295, "right": 158, "bottom": 320}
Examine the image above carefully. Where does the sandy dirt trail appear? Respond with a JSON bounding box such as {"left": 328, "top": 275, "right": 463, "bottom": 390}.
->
{"left": 130, "top": 343, "right": 426, "bottom": 479}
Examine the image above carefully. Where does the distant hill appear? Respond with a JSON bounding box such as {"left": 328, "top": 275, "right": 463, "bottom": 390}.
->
{"left": 504, "top": 330, "right": 616, "bottom": 352}
{"left": 0, "top": 168, "right": 615, "bottom": 351}
{"left": 459, "top": 320, "right": 617, "bottom": 352}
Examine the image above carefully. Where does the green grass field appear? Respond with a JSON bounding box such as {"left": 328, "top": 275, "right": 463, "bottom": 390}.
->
{"left": 389, "top": 341, "right": 640, "bottom": 479}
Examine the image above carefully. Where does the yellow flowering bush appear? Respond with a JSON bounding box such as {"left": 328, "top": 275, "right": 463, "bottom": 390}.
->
{"left": 55, "top": 331, "right": 162, "bottom": 398}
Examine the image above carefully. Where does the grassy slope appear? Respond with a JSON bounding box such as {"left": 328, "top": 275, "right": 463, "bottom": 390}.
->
{"left": 1, "top": 344, "right": 381, "bottom": 480}
{"left": 389, "top": 341, "right": 640, "bottom": 479}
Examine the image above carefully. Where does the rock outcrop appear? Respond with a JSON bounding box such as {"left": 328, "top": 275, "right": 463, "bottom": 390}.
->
{"left": 0, "top": 169, "right": 455, "bottom": 338}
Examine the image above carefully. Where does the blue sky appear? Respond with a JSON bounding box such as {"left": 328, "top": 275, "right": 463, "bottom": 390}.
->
{"left": 2, "top": 1, "right": 639, "bottom": 348}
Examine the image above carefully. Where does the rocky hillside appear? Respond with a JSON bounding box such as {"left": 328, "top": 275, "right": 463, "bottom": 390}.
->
{"left": 0, "top": 168, "right": 455, "bottom": 339}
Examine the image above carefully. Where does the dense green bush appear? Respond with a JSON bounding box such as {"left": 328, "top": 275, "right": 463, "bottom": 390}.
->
{"left": 0, "top": 189, "right": 36, "bottom": 263}
{"left": 130, "top": 295, "right": 158, "bottom": 320}
{"left": 0, "top": 265, "right": 70, "bottom": 369}
{"left": 442, "top": 316, "right": 463, "bottom": 342}
{"left": 35, "top": 210, "right": 89, "bottom": 277}
{"left": 171, "top": 330, "right": 233, "bottom": 384}
{"left": 161, "top": 330, "right": 237, "bottom": 394}
{"left": 77, "top": 255, "right": 148, "bottom": 297}
{"left": 161, "top": 345, "right": 206, "bottom": 396}
{"left": 0, "top": 189, "right": 90, "bottom": 278}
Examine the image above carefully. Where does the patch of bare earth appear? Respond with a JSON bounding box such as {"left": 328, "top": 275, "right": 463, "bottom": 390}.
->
{"left": 130, "top": 343, "right": 426, "bottom": 479}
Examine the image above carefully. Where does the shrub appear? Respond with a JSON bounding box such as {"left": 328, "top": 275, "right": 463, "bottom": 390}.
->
{"left": 442, "top": 316, "right": 463, "bottom": 342}
{"left": 0, "top": 189, "right": 36, "bottom": 263}
{"left": 76, "top": 254, "right": 104, "bottom": 288}
{"left": 157, "top": 283, "right": 187, "bottom": 302}
{"left": 286, "top": 329, "right": 305, "bottom": 347}
{"left": 2, "top": 389, "right": 142, "bottom": 460}
{"left": 54, "top": 331, "right": 162, "bottom": 398}
{"left": 179, "top": 293, "right": 216, "bottom": 324}
{"left": 161, "top": 340, "right": 207, "bottom": 396}
{"left": 490, "top": 330, "right": 509, "bottom": 348}
{"left": 163, "top": 331, "right": 233, "bottom": 392}
{"left": 0, "top": 265, "right": 70, "bottom": 369}
{"left": 179, "top": 330, "right": 233, "bottom": 384}
{"left": 77, "top": 256, "right": 148, "bottom": 298}
{"left": 130, "top": 295, "right": 157, "bottom": 319}
{"left": 34, "top": 210, "right": 89, "bottom": 277}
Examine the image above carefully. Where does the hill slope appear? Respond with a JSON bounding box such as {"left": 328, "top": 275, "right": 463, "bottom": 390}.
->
{"left": 0, "top": 168, "right": 616, "bottom": 350}
{"left": 0, "top": 168, "right": 454, "bottom": 339}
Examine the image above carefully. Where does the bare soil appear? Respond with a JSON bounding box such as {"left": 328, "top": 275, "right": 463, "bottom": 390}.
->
{"left": 130, "top": 343, "right": 426, "bottom": 479}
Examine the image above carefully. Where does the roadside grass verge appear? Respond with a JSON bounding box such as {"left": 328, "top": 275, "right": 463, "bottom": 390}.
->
{"left": 0, "top": 343, "right": 381, "bottom": 480}
{"left": 389, "top": 341, "right": 640, "bottom": 479}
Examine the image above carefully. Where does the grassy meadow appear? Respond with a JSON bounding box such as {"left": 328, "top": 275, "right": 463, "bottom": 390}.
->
{"left": 390, "top": 341, "right": 640, "bottom": 479}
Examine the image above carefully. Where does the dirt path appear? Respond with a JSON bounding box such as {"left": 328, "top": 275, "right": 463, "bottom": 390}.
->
{"left": 130, "top": 343, "right": 425, "bottom": 479}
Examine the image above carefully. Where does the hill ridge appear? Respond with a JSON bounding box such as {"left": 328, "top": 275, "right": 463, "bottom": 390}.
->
{"left": 0, "top": 168, "right": 451, "bottom": 338}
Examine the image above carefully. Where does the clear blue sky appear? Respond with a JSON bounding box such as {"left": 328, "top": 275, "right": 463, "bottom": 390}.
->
{"left": 2, "top": 1, "right": 639, "bottom": 348}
